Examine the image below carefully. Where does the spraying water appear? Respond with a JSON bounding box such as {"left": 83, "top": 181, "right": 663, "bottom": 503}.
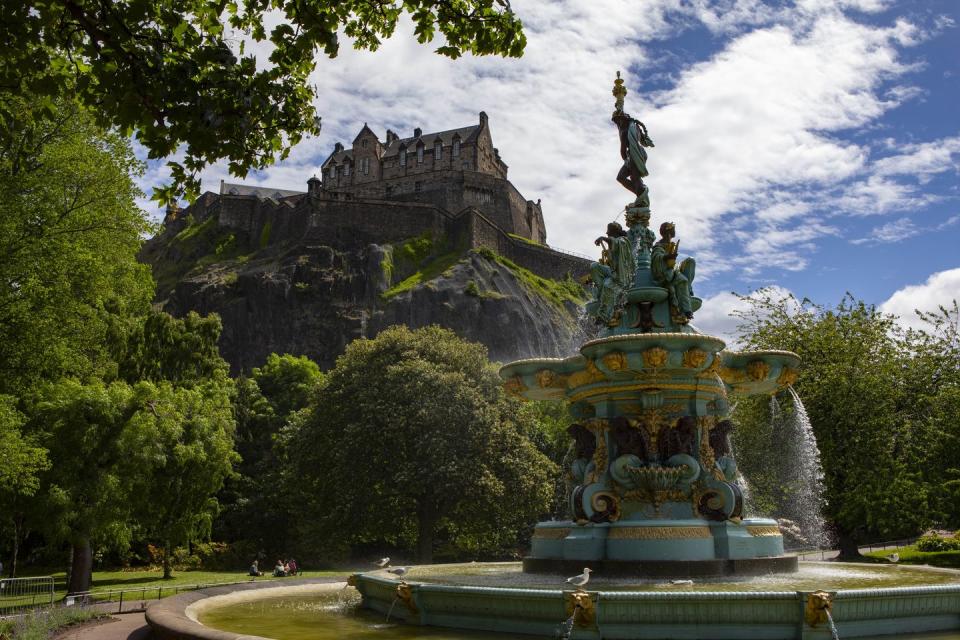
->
{"left": 768, "top": 388, "right": 829, "bottom": 549}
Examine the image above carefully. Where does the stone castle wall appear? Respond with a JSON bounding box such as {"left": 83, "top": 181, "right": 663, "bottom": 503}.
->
{"left": 167, "top": 189, "right": 587, "bottom": 281}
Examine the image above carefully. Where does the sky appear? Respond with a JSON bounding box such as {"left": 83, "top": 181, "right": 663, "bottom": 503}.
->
{"left": 138, "top": 0, "right": 960, "bottom": 341}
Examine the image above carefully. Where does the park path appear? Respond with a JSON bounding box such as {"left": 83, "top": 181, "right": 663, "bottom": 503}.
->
{"left": 57, "top": 611, "right": 150, "bottom": 640}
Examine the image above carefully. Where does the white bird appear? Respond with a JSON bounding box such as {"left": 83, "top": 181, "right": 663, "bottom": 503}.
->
{"left": 671, "top": 579, "right": 694, "bottom": 586}
{"left": 387, "top": 567, "right": 408, "bottom": 579}
{"left": 376, "top": 557, "right": 390, "bottom": 568}
{"left": 566, "top": 568, "right": 592, "bottom": 588}
{"left": 887, "top": 553, "right": 900, "bottom": 563}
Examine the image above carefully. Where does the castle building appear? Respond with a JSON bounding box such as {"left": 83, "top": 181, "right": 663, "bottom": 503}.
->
{"left": 316, "top": 112, "right": 546, "bottom": 244}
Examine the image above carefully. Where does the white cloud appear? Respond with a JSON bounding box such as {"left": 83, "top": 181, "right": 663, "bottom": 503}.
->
{"left": 850, "top": 216, "right": 918, "bottom": 244}
{"left": 135, "top": 0, "right": 949, "bottom": 291}
{"left": 872, "top": 136, "right": 960, "bottom": 179}
{"left": 880, "top": 268, "right": 960, "bottom": 330}
{"left": 693, "top": 285, "right": 796, "bottom": 345}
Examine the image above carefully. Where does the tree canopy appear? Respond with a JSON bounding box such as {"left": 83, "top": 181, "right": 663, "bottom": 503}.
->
{"left": 0, "top": 100, "right": 153, "bottom": 395}
{"left": 285, "top": 325, "right": 555, "bottom": 563}
{"left": 2, "top": 0, "right": 526, "bottom": 201}
{"left": 733, "top": 292, "right": 960, "bottom": 557}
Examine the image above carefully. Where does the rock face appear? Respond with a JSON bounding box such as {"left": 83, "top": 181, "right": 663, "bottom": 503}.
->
{"left": 142, "top": 216, "right": 591, "bottom": 372}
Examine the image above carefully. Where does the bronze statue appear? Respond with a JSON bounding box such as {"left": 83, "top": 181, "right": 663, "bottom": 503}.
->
{"left": 651, "top": 222, "right": 696, "bottom": 323}
{"left": 590, "top": 222, "right": 633, "bottom": 326}
{"left": 658, "top": 416, "right": 697, "bottom": 461}
{"left": 611, "top": 416, "right": 650, "bottom": 460}
{"left": 568, "top": 423, "right": 597, "bottom": 460}
{"left": 612, "top": 111, "right": 655, "bottom": 208}
{"left": 710, "top": 419, "right": 735, "bottom": 459}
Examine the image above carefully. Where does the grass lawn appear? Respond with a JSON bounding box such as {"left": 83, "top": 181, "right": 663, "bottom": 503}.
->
{"left": 4, "top": 567, "right": 350, "bottom": 607}
{"left": 865, "top": 546, "right": 960, "bottom": 568}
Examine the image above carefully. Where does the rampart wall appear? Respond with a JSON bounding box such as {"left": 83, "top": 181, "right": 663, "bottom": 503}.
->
{"left": 167, "top": 190, "right": 589, "bottom": 282}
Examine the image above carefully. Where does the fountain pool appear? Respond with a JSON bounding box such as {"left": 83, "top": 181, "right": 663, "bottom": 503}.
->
{"left": 187, "top": 565, "right": 960, "bottom": 640}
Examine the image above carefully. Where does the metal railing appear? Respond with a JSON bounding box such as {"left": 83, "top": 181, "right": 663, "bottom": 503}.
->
{"left": 65, "top": 577, "right": 268, "bottom": 614}
{"left": 794, "top": 537, "right": 919, "bottom": 561}
{"left": 0, "top": 576, "right": 56, "bottom": 615}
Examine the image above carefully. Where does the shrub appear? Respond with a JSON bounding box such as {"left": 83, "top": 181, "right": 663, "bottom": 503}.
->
{"left": 916, "top": 534, "right": 960, "bottom": 552}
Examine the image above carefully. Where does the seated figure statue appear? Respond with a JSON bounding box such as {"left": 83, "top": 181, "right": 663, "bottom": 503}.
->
{"left": 651, "top": 222, "right": 696, "bottom": 323}
{"left": 590, "top": 222, "right": 634, "bottom": 326}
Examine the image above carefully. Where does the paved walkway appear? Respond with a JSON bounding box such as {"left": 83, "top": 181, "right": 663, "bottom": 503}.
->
{"left": 57, "top": 612, "right": 150, "bottom": 640}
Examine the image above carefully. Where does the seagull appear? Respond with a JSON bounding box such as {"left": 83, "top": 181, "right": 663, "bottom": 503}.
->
{"left": 671, "top": 579, "right": 694, "bottom": 586}
{"left": 887, "top": 553, "right": 900, "bottom": 563}
{"left": 566, "top": 568, "right": 592, "bottom": 588}
{"left": 376, "top": 557, "right": 390, "bottom": 568}
{"left": 387, "top": 567, "right": 408, "bottom": 579}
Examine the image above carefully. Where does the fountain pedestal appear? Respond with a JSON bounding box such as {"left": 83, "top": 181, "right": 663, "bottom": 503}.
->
{"left": 501, "top": 267, "right": 802, "bottom": 576}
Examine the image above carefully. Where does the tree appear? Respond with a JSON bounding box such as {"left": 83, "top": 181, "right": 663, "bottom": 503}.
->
{"left": 285, "top": 325, "right": 555, "bottom": 563}
{"left": 0, "top": 100, "right": 153, "bottom": 395}
{"left": 116, "top": 310, "right": 229, "bottom": 386}
{"left": 27, "top": 380, "right": 140, "bottom": 594}
{"left": 123, "top": 381, "right": 238, "bottom": 579}
{"left": 734, "top": 292, "right": 927, "bottom": 559}
{"left": 901, "top": 303, "right": 960, "bottom": 529}
{"left": 0, "top": 396, "right": 50, "bottom": 578}
{"left": 215, "top": 354, "right": 322, "bottom": 553}
{"left": 2, "top": 0, "right": 526, "bottom": 200}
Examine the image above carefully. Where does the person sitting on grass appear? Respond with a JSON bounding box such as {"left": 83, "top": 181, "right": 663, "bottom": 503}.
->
{"left": 249, "top": 560, "right": 263, "bottom": 577}
{"left": 274, "top": 560, "right": 286, "bottom": 577}
{"left": 288, "top": 558, "right": 298, "bottom": 576}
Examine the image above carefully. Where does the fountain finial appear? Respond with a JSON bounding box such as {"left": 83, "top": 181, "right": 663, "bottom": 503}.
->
{"left": 613, "top": 71, "right": 627, "bottom": 113}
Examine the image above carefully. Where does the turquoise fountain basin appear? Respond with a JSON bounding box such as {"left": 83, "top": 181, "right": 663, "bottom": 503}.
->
{"left": 348, "top": 561, "right": 960, "bottom": 639}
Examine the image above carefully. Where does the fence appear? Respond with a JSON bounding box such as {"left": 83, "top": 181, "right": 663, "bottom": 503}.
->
{"left": 66, "top": 578, "right": 265, "bottom": 614}
{"left": 0, "top": 576, "right": 56, "bottom": 616}
{"left": 794, "top": 537, "right": 918, "bottom": 561}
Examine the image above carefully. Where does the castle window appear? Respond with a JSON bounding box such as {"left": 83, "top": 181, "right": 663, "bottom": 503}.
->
{"left": 344, "top": 162, "right": 351, "bottom": 177}
{"left": 434, "top": 141, "right": 442, "bottom": 161}
{"left": 415, "top": 181, "right": 422, "bottom": 193}
{"left": 453, "top": 139, "right": 460, "bottom": 157}
{"left": 385, "top": 185, "right": 393, "bottom": 196}
{"left": 417, "top": 144, "right": 424, "bottom": 164}
{"left": 362, "top": 158, "right": 369, "bottom": 174}
{"left": 400, "top": 147, "right": 407, "bottom": 166}
{"left": 462, "top": 161, "right": 470, "bottom": 170}
{"left": 362, "top": 139, "right": 368, "bottom": 148}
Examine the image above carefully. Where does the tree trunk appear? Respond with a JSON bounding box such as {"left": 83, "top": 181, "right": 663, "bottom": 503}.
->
{"left": 163, "top": 541, "right": 172, "bottom": 579}
{"left": 416, "top": 504, "right": 437, "bottom": 564}
{"left": 836, "top": 530, "right": 863, "bottom": 561}
{"left": 67, "top": 539, "right": 93, "bottom": 594}
{"left": 9, "top": 515, "right": 22, "bottom": 578}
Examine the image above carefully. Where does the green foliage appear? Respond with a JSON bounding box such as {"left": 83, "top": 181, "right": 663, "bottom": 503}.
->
{"left": 381, "top": 251, "right": 464, "bottom": 299}
{"left": 397, "top": 233, "right": 435, "bottom": 265}
{"left": 259, "top": 222, "right": 273, "bottom": 249}
{"left": 476, "top": 247, "right": 587, "bottom": 309}
{"left": 0, "top": 100, "right": 153, "bottom": 395}
{"left": 215, "top": 354, "right": 322, "bottom": 556}
{"left": 733, "top": 291, "right": 945, "bottom": 554}
{"left": 123, "top": 379, "right": 238, "bottom": 578}
{"left": 916, "top": 534, "right": 960, "bottom": 552}
{"left": 253, "top": 354, "right": 324, "bottom": 418}
{"left": 3, "top": 0, "right": 526, "bottom": 201}
{"left": 116, "top": 311, "right": 229, "bottom": 387}
{"left": 2, "top": 605, "right": 104, "bottom": 640}
{"left": 380, "top": 246, "right": 395, "bottom": 285}
{"left": 0, "top": 396, "right": 49, "bottom": 501}
{"left": 284, "top": 326, "right": 555, "bottom": 562}
{"left": 865, "top": 545, "right": 960, "bottom": 568}
{"left": 464, "top": 280, "right": 480, "bottom": 297}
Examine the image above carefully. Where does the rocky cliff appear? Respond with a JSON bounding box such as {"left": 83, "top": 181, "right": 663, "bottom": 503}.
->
{"left": 141, "top": 211, "right": 592, "bottom": 372}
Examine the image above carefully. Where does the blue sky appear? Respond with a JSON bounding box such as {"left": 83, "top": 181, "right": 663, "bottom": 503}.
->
{"left": 139, "top": 0, "right": 960, "bottom": 339}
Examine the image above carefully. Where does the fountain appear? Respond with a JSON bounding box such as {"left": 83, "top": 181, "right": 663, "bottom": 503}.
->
{"left": 147, "top": 74, "right": 960, "bottom": 640}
